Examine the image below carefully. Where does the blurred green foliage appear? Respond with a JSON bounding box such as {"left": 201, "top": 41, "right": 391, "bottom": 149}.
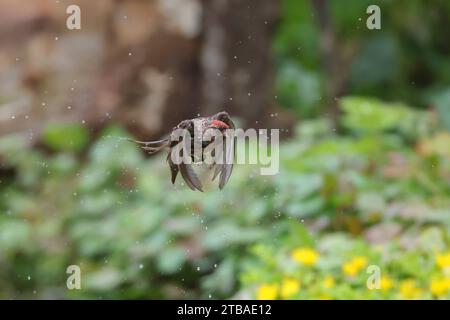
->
{"left": 1, "top": 98, "right": 450, "bottom": 299}
{"left": 275, "top": 0, "right": 450, "bottom": 124}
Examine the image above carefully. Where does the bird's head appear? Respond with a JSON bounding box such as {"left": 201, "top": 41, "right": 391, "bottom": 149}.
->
{"left": 209, "top": 111, "right": 232, "bottom": 131}
{"left": 210, "top": 119, "right": 230, "bottom": 130}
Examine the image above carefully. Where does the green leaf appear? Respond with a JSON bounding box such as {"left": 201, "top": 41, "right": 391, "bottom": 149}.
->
{"left": 42, "top": 123, "right": 89, "bottom": 152}
{"left": 341, "top": 97, "right": 401, "bottom": 132}
{"left": 157, "top": 247, "right": 186, "bottom": 274}
{"left": 85, "top": 268, "right": 122, "bottom": 290}
{"left": 432, "top": 89, "right": 450, "bottom": 131}
{"left": 287, "top": 221, "right": 315, "bottom": 247}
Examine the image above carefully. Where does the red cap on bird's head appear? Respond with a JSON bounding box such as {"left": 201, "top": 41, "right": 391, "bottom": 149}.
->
{"left": 211, "top": 119, "right": 230, "bottom": 129}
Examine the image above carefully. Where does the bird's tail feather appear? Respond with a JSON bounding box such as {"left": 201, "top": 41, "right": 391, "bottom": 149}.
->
{"left": 124, "top": 137, "right": 170, "bottom": 154}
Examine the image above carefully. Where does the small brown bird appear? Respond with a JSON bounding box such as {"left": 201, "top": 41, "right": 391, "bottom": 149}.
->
{"left": 130, "top": 111, "right": 235, "bottom": 191}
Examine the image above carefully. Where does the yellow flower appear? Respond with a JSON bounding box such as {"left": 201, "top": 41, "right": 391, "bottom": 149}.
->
{"left": 342, "top": 262, "right": 359, "bottom": 277}
{"left": 323, "top": 276, "right": 335, "bottom": 289}
{"left": 342, "top": 256, "right": 368, "bottom": 277}
{"left": 380, "top": 276, "right": 394, "bottom": 291}
{"left": 280, "top": 278, "right": 300, "bottom": 299}
{"left": 292, "top": 248, "right": 319, "bottom": 266}
{"left": 436, "top": 253, "right": 450, "bottom": 270}
{"left": 257, "top": 284, "right": 278, "bottom": 300}
{"left": 352, "top": 256, "right": 368, "bottom": 269}
{"left": 430, "top": 278, "right": 450, "bottom": 297}
{"left": 399, "top": 279, "right": 422, "bottom": 299}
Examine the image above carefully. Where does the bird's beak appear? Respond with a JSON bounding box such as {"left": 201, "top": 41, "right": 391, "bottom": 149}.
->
{"left": 211, "top": 120, "right": 230, "bottom": 129}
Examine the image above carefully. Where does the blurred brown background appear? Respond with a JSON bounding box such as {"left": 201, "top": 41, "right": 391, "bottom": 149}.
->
{"left": 0, "top": 0, "right": 290, "bottom": 140}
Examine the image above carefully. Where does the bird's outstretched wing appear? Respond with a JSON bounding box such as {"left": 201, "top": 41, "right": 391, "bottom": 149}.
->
{"left": 166, "top": 152, "right": 179, "bottom": 184}
{"left": 210, "top": 113, "right": 235, "bottom": 189}
{"left": 168, "top": 119, "right": 203, "bottom": 191}
{"left": 179, "top": 161, "right": 203, "bottom": 192}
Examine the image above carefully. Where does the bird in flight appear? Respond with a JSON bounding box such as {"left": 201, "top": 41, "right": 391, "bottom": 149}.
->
{"left": 130, "top": 111, "right": 235, "bottom": 191}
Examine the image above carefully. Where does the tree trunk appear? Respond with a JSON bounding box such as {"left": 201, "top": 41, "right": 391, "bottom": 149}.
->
{"left": 200, "top": 0, "right": 280, "bottom": 127}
